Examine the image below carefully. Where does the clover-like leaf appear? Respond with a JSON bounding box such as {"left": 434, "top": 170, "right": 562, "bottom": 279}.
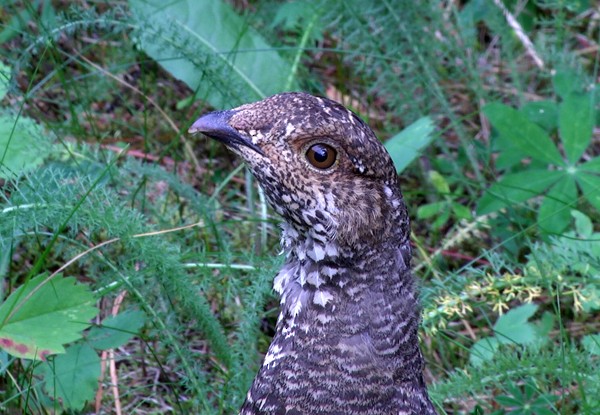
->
{"left": 484, "top": 103, "right": 564, "bottom": 166}
{"left": 559, "top": 92, "right": 594, "bottom": 164}
{"left": 477, "top": 170, "right": 563, "bottom": 214}
{"left": 580, "top": 156, "right": 600, "bottom": 174}
{"left": 520, "top": 100, "right": 558, "bottom": 132}
{"left": 575, "top": 172, "right": 600, "bottom": 211}
{"left": 537, "top": 175, "right": 578, "bottom": 234}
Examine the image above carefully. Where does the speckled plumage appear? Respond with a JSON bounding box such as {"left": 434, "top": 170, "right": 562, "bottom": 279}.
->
{"left": 190, "top": 92, "right": 437, "bottom": 414}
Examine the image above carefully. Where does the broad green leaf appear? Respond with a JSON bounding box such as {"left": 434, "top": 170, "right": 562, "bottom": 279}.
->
{"left": 560, "top": 92, "right": 594, "bottom": 164}
{"left": 428, "top": 170, "right": 449, "bottom": 194}
{"left": 469, "top": 337, "right": 499, "bottom": 367}
{"left": 484, "top": 103, "right": 564, "bottom": 165}
{"left": 538, "top": 175, "right": 578, "bottom": 234}
{"left": 87, "top": 310, "right": 146, "bottom": 350}
{"left": 0, "top": 112, "right": 51, "bottom": 179}
{"left": 575, "top": 172, "right": 600, "bottom": 211}
{"left": 384, "top": 116, "right": 436, "bottom": 173}
{"left": 451, "top": 202, "right": 472, "bottom": 220}
{"left": 477, "top": 169, "right": 563, "bottom": 214}
{"left": 571, "top": 210, "right": 593, "bottom": 237}
{"left": 417, "top": 201, "right": 445, "bottom": 220}
{"left": 494, "top": 303, "right": 539, "bottom": 345}
{"left": 552, "top": 69, "right": 582, "bottom": 98}
{"left": 495, "top": 141, "right": 525, "bottom": 169}
{"left": 495, "top": 394, "right": 522, "bottom": 407}
{"left": 581, "top": 156, "right": 600, "bottom": 173}
{"left": 432, "top": 208, "right": 451, "bottom": 229}
{"left": 0, "top": 61, "right": 10, "bottom": 101}
{"left": 36, "top": 343, "right": 100, "bottom": 410}
{"left": 582, "top": 334, "right": 600, "bottom": 356}
{"left": 521, "top": 100, "right": 558, "bottom": 132}
{"left": 0, "top": 275, "right": 97, "bottom": 360}
{"left": 129, "top": 0, "right": 298, "bottom": 108}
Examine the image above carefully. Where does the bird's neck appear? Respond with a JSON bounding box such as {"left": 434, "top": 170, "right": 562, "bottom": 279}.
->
{"left": 242, "top": 227, "right": 433, "bottom": 414}
{"left": 274, "top": 222, "right": 418, "bottom": 333}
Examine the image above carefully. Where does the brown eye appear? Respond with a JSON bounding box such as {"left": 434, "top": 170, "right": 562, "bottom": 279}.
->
{"left": 306, "top": 143, "right": 337, "bottom": 169}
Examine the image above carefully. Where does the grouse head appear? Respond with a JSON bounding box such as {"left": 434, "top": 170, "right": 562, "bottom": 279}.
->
{"left": 189, "top": 92, "right": 410, "bottom": 257}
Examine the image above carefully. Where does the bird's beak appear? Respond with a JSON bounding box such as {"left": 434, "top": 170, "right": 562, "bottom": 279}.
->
{"left": 188, "top": 110, "right": 266, "bottom": 156}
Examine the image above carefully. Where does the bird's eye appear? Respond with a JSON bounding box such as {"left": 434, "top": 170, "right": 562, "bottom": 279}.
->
{"left": 306, "top": 143, "right": 337, "bottom": 169}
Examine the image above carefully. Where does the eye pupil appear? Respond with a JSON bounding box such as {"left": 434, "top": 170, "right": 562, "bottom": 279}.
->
{"left": 313, "top": 145, "right": 328, "bottom": 162}
{"left": 306, "top": 143, "right": 337, "bottom": 169}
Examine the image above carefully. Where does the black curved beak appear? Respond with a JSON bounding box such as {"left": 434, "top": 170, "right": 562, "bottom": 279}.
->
{"left": 188, "top": 110, "right": 265, "bottom": 156}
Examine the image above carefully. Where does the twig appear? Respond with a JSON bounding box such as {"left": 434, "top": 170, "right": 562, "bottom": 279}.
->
{"left": 493, "top": 0, "right": 545, "bottom": 69}
{"left": 95, "top": 291, "right": 127, "bottom": 415}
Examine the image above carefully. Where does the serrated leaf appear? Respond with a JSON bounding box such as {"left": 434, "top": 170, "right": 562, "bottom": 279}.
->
{"left": 581, "top": 285, "right": 600, "bottom": 313}
{"left": 538, "top": 175, "right": 578, "bottom": 234}
{"left": 0, "top": 112, "right": 51, "bottom": 179}
{"left": 477, "top": 169, "right": 563, "bottom": 214}
{"left": 535, "top": 311, "right": 555, "bottom": 339}
{"left": 128, "top": 0, "right": 298, "bottom": 108}
{"left": 576, "top": 172, "right": 600, "bottom": 211}
{"left": 493, "top": 303, "right": 539, "bottom": 345}
{"left": 484, "top": 103, "right": 564, "bottom": 166}
{"left": 0, "top": 275, "right": 97, "bottom": 360}
{"left": 384, "top": 116, "right": 436, "bottom": 173}
{"left": 469, "top": 337, "right": 499, "bottom": 367}
{"left": 582, "top": 334, "right": 600, "bottom": 356}
{"left": 560, "top": 92, "right": 594, "bottom": 164}
{"left": 36, "top": 343, "right": 100, "bottom": 410}
{"left": 87, "top": 310, "right": 146, "bottom": 350}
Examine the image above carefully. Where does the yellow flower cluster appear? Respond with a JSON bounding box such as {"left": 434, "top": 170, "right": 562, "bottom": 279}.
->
{"left": 423, "top": 273, "right": 543, "bottom": 335}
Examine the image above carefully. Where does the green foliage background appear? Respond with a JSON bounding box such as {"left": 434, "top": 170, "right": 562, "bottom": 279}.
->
{"left": 0, "top": 0, "right": 598, "bottom": 414}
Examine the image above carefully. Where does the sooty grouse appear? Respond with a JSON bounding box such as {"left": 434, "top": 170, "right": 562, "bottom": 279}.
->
{"left": 189, "top": 92, "right": 437, "bottom": 415}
